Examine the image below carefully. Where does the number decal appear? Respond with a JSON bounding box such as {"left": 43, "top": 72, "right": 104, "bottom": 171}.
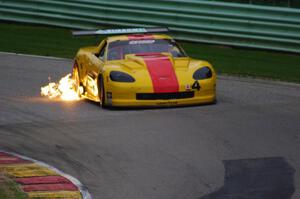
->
{"left": 192, "top": 81, "right": 201, "bottom": 91}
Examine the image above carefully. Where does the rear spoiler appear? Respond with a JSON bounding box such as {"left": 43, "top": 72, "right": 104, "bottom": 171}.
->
{"left": 72, "top": 27, "right": 169, "bottom": 36}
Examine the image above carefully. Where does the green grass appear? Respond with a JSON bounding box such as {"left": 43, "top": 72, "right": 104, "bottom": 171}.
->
{"left": 182, "top": 43, "right": 300, "bottom": 83}
{"left": 0, "top": 23, "right": 97, "bottom": 58}
{"left": 0, "top": 23, "right": 299, "bottom": 83}
{"left": 0, "top": 174, "right": 28, "bottom": 199}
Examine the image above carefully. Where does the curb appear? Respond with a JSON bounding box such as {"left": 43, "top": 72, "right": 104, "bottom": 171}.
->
{"left": 0, "top": 150, "right": 92, "bottom": 199}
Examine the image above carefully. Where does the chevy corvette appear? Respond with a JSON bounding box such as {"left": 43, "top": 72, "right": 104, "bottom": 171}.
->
{"left": 72, "top": 28, "right": 216, "bottom": 107}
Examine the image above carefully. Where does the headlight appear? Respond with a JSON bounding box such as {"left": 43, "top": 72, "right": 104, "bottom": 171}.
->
{"left": 193, "top": 67, "right": 212, "bottom": 80}
{"left": 110, "top": 71, "right": 135, "bottom": 82}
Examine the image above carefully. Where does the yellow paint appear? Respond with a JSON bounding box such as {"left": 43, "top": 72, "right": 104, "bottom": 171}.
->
{"left": 0, "top": 163, "right": 57, "bottom": 177}
{"left": 28, "top": 191, "right": 82, "bottom": 199}
{"left": 73, "top": 33, "right": 216, "bottom": 106}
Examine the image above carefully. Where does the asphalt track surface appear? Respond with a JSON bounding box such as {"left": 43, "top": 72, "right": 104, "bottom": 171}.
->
{"left": 0, "top": 53, "right": 299, "bottom": 199}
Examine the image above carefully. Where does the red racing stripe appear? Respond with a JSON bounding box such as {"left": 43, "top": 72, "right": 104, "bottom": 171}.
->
{"left": 127, "top": 34, "right": 154, "bottom": 40}
{"left": 16, "top": 176, "right": 71, "bottom": 185}
{"left": 22, "top": 183, "right": 78, "bottom": 192}
{"left": 141, "top": 54, "right": 179, "bottom": 93}
{"left": 127, "top": 35, "right": 179, "bottom": 93}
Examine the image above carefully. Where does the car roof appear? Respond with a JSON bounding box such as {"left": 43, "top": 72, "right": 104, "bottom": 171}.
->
{"left": 106, "top": 34, "right": 173, "bottom": 42}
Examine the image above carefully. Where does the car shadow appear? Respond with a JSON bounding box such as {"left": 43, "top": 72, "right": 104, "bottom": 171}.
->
{"left": 84, "top": 98, "right": 218, "bottom": 111}
{"left": 200, "top": 157, "right": 295, "bottom": 199}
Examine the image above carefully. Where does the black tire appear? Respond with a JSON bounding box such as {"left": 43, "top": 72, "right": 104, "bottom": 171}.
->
{"left": 98, "top": 75, "right": 106, "bottom": 108}
{"left": 212, "top": 98, "right": 217, "bottom": 105}
{"left": 72, "top": 65, "right": 82, "bottom": 98}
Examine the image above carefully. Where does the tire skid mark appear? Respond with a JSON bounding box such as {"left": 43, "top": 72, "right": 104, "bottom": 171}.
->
{"left": 0, "top": 151, "right": 92, "bottom": 199}
{"left": 54, "top": 145, "right": 97, "bottom": 177}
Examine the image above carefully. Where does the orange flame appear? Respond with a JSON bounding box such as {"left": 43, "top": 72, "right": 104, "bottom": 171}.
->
{"left": 41, "top": 74, "right": 81, "bottom": 101}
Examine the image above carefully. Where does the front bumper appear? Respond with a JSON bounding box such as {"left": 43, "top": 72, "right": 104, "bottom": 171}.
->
{"left": 106, "top": 90, "right": 216, "bottom": 107}
{"left": 105, "top": 76, "right": 216, "bottom": 107}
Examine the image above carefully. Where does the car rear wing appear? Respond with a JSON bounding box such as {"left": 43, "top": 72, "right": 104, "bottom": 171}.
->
{"left": 72, "top": 27, "right": 169, "bottom": 36}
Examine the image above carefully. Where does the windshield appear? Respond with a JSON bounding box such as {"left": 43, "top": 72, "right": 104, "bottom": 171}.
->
{"left": 107, "top": 39, "right": 186, "bottom": 60}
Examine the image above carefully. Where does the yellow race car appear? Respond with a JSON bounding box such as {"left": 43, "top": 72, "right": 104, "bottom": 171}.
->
{"left": 72, "top": 28, "right": 216, "bottom": 107}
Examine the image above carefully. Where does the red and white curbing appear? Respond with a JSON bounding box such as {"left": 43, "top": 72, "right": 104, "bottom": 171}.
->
{"left": 0, "top": 150, "right": 92, "bottom": 199}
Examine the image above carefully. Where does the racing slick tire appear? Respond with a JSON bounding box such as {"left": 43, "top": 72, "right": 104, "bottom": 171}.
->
{"left": 72, "top": 63, "right": 83, "bottom": 98}
{"left": 98, "top": 75, "right": 106, "bottom": 108}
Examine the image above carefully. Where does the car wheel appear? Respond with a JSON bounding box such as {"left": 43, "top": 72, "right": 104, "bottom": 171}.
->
{"left": 72, "top": 64, "right": 82, "bottom": 97}
{"left": 98, "top": 75, "right": 106, "bottom": 108}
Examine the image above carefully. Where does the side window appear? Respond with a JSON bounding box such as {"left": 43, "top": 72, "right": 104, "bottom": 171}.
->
{"left": 99, "top": 43, "right": 107, "bottom": 61}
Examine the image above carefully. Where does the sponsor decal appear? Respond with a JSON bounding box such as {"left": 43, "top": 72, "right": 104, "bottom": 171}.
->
{"left": 129, "top": 40, "right": 155, "bottom": 45}
{"left": 185, "top": 84, "right": 191, "bottom": 91}
{"left": 96, "top": 28, "right": 146, "bottom": 35}
{"left": 107, "top": 92, "right": 112, "bottom": 106}
{"left": 156, "top": 101, "right": 178, "bottom": 105}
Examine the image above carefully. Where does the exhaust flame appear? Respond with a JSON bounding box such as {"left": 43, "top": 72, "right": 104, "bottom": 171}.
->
{"left": 41, "top": 73, "right": 80, "bottom": 101}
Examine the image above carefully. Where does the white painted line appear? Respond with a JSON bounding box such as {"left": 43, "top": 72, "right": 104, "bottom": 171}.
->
{"left": 0, "top": 51, "right": 72, "bottom": 61}
{"left": 218, "top": 74, "right": 300, "bottom": 87}
{"left": 0, "top": 150, "right": 92, "bottom": 199}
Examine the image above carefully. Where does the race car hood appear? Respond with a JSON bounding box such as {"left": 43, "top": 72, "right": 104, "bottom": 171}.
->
{"left": 110, "top": 53, "right": 192, "bottom": 71}
{"left": 129, "top": 53, "right": 179, "bottom": 92}
{"left": 107, "top": 53, "right": 195, "bottom": 93}
{"left": 108, "top": 53, "right": 210, "bottom": 93}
